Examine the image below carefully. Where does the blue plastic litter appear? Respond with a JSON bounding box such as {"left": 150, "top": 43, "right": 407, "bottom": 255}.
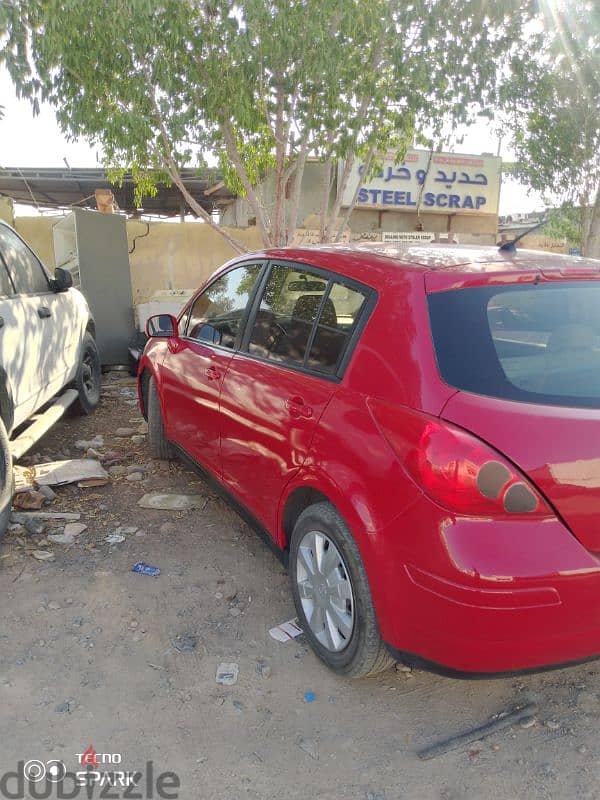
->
{"left": 304, "top": 691, "right": 316, "bottom": 703}
{"left": 131, "top": 562, "right": 161, "bottom": 577}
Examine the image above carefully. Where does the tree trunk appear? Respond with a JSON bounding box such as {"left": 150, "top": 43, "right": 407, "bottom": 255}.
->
{"left": 334, "top": 143, "right": 376, "bottom": 242}
{"left": 324, "top": 153, "right": 355, "bottom": 242}
{"left": 286, "top": 142, "right": 310, "bottom": 244}
{"left": 585, "top": 184, "right": 600, "bottom": 258}
{"left": 318, "top": 158, "right": 334, "bottom": 242}
{"left": 221, "top": 120, "right": 273, "bottom": 248}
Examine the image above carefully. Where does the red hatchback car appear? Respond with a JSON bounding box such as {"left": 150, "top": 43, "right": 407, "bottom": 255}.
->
{"left": 139, "top": 243, "right": 600, "bottom": 678}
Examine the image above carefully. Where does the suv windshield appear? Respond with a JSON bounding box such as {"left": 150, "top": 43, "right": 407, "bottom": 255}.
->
{"left": 428, "top": 281, "right": 600, "bottom": 408}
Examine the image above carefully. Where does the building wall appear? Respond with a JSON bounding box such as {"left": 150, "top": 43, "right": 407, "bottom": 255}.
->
{"left": 14, "top": 214, "right": 263, "bottom": 303}
{"left": 221, "top": 159, "right": 499, "bottom": 241}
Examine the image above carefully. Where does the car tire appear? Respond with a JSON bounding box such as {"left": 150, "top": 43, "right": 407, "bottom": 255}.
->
{"left": 147, "top": 376, "right": 172, "bottom": 460}
{"left": 289, "top": 501, "right": 395, "bottom": 678}
{"left": 0, "top": 416, "right": 14, "bottom": 541}
{"left": 73, "top": 332, "right": 101, "bottom": 414}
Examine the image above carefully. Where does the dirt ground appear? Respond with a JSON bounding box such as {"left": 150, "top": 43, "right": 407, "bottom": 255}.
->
{"left": 1, "top": 372, "right": 599, "bottom": 800}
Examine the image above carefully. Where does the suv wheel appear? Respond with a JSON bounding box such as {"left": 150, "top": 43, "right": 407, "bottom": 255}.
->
{"left": 0, "top": 417, "right": 14, "bottom": 541}
{"left": 289, "top": 502, "right": 394, "bottom": 678}
{"left": 73, "top": 333, "right": 101, "bottom": 414}
{"left": 147, "top": 376, "right": 172, "bottom": 460}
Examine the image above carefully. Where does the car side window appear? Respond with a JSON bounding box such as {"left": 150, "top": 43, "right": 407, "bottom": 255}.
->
{"left": 0, "top": 225, "right": 49, "bottom": 294}
{"left": 185, "top": 263, "right": 262, "bottom": 349}
{"left": 306, "top": 280, "right": 368, "bottom": 374}
{"left": 248, "top": 265, "right": 329, "bottom": 365}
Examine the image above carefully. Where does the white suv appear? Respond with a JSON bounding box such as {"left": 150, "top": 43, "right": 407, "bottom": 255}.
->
{"left": 0, "top": 220, "right": 100, "bottom": 532}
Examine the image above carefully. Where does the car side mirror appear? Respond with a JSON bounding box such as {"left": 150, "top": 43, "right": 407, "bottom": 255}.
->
{"left": 146, "top": 313, "right": 179, "bottom": 338}
{"left": 51, "top": 267, "right": 73, "bottom": 292}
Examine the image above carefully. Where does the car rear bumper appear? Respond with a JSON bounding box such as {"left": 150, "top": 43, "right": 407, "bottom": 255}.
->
{"left": 368, "top": 496, "right": 600, "bottom": 674}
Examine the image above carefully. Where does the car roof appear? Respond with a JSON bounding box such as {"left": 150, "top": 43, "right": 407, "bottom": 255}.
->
{"left": 257, "top": 242, "right": 599, "bottom": 272}
{"left": 234, "top": 242, "right": 600, "bottom": 292}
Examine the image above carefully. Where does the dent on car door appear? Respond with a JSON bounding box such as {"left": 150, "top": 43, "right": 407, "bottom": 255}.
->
{"left": 159, "top": 262, "right": 264, "bottom": 476}
{"left": 219, "top": 262, "right": 372, "bottom": 534}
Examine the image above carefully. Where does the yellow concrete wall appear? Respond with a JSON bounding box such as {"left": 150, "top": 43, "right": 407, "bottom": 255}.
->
{"left": 126, "top": 220, "right": 263, "bottom": 303}
{"left": 13, "top": 214, "right": 263, "bottom": 303}
{"left": 0, "top": 197, "right": 15, "bottom": 226}
{"left": 15, "top": 216, "right": 57, "bottom": 266}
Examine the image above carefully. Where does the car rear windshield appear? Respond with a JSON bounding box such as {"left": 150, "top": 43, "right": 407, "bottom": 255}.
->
{"left": 428, "top": 281, "right": 600, "bottom": 408}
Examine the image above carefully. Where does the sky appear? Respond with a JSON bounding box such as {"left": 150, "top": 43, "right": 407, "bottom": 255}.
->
{"left": 0, "top": 68, "right": 546, "bottom": 217}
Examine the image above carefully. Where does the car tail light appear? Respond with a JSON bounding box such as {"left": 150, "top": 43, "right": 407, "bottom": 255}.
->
{"left": 368, "top": 399, "right": 554, "bottom": 518}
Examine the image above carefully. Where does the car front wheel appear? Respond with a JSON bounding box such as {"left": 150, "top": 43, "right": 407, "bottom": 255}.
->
{"left": 289, "top": 501, "right": 394, "bottom": 678}
{"left": 147, "top": 376, "right": 172, "bottom": 460}
{"left": 73, "top": 332, "right": 101, "bottom": 414}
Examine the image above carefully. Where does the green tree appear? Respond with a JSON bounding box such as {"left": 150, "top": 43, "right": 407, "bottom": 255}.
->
{"left": 2, "top": 0, "right": 535, "bottom": 250}
{"left": 501, "top": 0, "right": 600, "bottom": 256}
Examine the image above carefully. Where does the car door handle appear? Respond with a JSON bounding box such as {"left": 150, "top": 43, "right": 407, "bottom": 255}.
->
{"left": 37, "top": 306, "right": 52, "bottom": 319}
{"left": 285, "top": 395, "right": 313, "bottom": 419}
{"left": 206, "top": 366, "right": 222, "bottom": 381}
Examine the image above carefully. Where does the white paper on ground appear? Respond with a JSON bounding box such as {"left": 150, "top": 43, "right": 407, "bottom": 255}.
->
{"left": 30, "top": 459, "right": 108, "bottom": 487}
{"left": 268, "top": 618, "right": 303, "bottom": 643}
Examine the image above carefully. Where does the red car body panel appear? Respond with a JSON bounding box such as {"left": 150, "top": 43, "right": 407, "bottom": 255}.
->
{"left": 139, "top": 243, "right": 600, "bottom": 674}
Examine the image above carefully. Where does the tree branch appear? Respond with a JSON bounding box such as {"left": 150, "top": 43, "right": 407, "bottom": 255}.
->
{"left": 220, "top": 118, "right": 273, "bottom": 247}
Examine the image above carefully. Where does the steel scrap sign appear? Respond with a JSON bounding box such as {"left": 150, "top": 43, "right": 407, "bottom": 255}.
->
{"left": 341, "top": 148, "right": 501, "bottom": 216}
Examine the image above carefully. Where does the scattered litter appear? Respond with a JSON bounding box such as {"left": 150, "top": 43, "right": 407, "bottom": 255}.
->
{"left": 417, "top": 702, "right": 538, "bottom": 761}
{"left": 304, "top": 691, "right": 316, "bottom": 703}
{"left": 131, "top": 562, "right": 161, "bottom": 577}
{"left": 13, "top": 490, "right": 45, "bottom": 510}
{"left": 147, "top": 662, "right": 166, "bottom": 671}
{"left": 30, "top": 459, "right": 109, "bottom": 487}
{"left": 126, "top": 473, "right": 143, "bottom": 482}
{"left": 105, "top": 533, "right": 125, "bottom": 545}
{"left": 231, "top": 699, "right": 244, "bottom": 713}
{"left": 78, "top": 477, "right": 109, "bottom": 488}
{"left": 32, "top": 550, "right": 55, "bottom": 562}
{"left": 296, "top": 736, "right": 318, "bottom": 760}
{"left": 269, "top": 618, "right": 303, "bottom": 643}
{"left": 11, "top": 511, "right": 81, "bottom": 522}
{"left": 171, "top": 634, "right": 198, "bottom": 653}
{"left": 256, "top": 660, "right": 272, "bottom": 679}
{"left": 216, "top": 662, "right": 239, "bottom": 685}
{"left": 55, "top": 700, "right": 74, "bottom": 713}
{"left": 137, "top": 493, "right": 208, "bottom": 511}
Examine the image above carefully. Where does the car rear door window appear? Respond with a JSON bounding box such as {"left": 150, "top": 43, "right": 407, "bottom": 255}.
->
{"left": 247, "top": 264, "right": 368, "bottom": 374}
{"left": 185, "top": 263, "right": 262, "bottom": 349}
{"left": 306, "top": 280, "right": 368, "bottom": 374}
{"left": 0, "top": 225, "right": 49, "bottom": 294}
